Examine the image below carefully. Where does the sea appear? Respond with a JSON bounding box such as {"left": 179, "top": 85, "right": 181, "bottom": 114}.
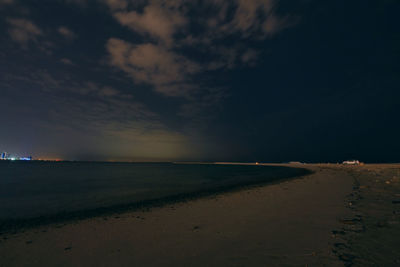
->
{"left": 0, "top": 161, "right": 308, "bottom": 228}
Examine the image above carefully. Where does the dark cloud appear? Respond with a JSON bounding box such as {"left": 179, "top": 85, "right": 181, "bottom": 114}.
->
{"left": 105, "top": 0, "right": 294, "bottom": 102}
{"left": 0, "top": 66, "right": 191, "bottom": 160}
{"left": 103, "top": 0, "right": 128, "bottom": 10}
{"left": 1, "top": 0, "right": 399, "bottom": 162}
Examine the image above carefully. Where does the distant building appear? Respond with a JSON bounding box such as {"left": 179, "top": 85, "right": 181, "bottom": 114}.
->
{"left": 289, "top": 161, "right": 303, "bottom": 164}
{"left": 0, "top": 152, "right": 32, "bottom": 161}
{"left": 342, "top": 160, "right": 360, "bottom": 165}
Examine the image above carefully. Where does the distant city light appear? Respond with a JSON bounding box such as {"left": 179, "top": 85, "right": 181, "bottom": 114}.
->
{"left": 0, "top": 152, "right": 32, "bottom": 161}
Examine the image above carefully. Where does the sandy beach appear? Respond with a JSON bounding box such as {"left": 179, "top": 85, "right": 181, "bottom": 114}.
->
{"left": 1, "top": 164, "right": 399, "bottom": 266}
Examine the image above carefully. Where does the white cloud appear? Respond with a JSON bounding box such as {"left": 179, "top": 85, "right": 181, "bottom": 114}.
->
{"left": 60, "top": 58, "right": 74, "bottom": 65}
{"left": 233, "top": 0, "right": 274, "bottom": 33}
{"left": 241, "top": 49, "right": 259, "bottom": 65}
{"left": 98, "top": 86, "right": 120, "bottom": 97}
{"left": 262, "top": 14, "right": 292, "bottom": 35}
{"left": 58, "top": 26, "right": 77, "bottom": 39}
{"left": 105, "top": 0, "right": 296, "bottom": 115}
{"left": 106, "top": 0, "right": 294, "bottom": 79}
{"left": 113, "top": 3, "right": 186, "bottom": 46}
{"left": 107, "top": 38, "right": 200, "bottom": 97}
{"left": 6, "top": 18, "right": 43, "bottom": 45}
{"left": 0, "top": 0, "right": 14, "bottom": 5}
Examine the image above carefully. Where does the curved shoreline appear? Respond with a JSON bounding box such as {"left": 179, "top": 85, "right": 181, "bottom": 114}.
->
{"left": 0, "top": 164, "right": 357, "bottom": 266}
{"left": 0, "top": 166, "right": 312, "bottom": 233}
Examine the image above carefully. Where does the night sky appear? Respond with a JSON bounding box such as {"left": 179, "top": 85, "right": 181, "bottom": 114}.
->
{"left": 1, "top": 0, "right": 399, "bottom": 162}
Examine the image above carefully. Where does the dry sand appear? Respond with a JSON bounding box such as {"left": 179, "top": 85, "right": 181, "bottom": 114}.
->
{"left": 0, "top": 164, "right": 399, "bottom": 266}
{"left": 331, "top": 164, "right": 400, "bottom": 266}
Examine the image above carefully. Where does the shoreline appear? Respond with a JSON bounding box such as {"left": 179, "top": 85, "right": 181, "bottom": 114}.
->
{"left": 0, "top": 165, "right": 311, "bottom": 233}
{"left": 0, "top": 163, "right": 355, "bottom": 266}
{"left": 1, "top": 164, "right": 398, "bottom": 266}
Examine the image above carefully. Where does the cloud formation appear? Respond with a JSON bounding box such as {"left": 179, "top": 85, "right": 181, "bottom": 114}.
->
{"left": 0, "top": 0, "right": 14, "bottom": 5}
{"left": 58, "top": 26, "right": 77, "bottom": 39}
{"left": 113, "top": 4, "right": 186, "bottom": 46}
{"left": 6, "top": 18, "right": 43, "bottom": 45}
{"left": 107, "top": 38, "right": 200, "bottom": 96}
{"left": 105, "top": 0, "right": 294, "bottom": 99}
{"left": 60, "top": 58, "right": 74, "bottom": 65}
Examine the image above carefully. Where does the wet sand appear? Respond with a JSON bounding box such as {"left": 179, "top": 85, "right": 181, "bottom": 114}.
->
{"left": 0, "top": 164, "right": 399, "bottom": 266}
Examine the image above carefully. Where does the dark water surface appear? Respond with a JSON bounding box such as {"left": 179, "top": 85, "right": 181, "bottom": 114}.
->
{"left": 0, "top": 162, "right": 309, "bottom": 228}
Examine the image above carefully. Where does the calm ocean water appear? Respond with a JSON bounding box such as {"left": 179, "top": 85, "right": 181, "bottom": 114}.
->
{"left": 0, "top": 162, "right": 307, "bottom": 223}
